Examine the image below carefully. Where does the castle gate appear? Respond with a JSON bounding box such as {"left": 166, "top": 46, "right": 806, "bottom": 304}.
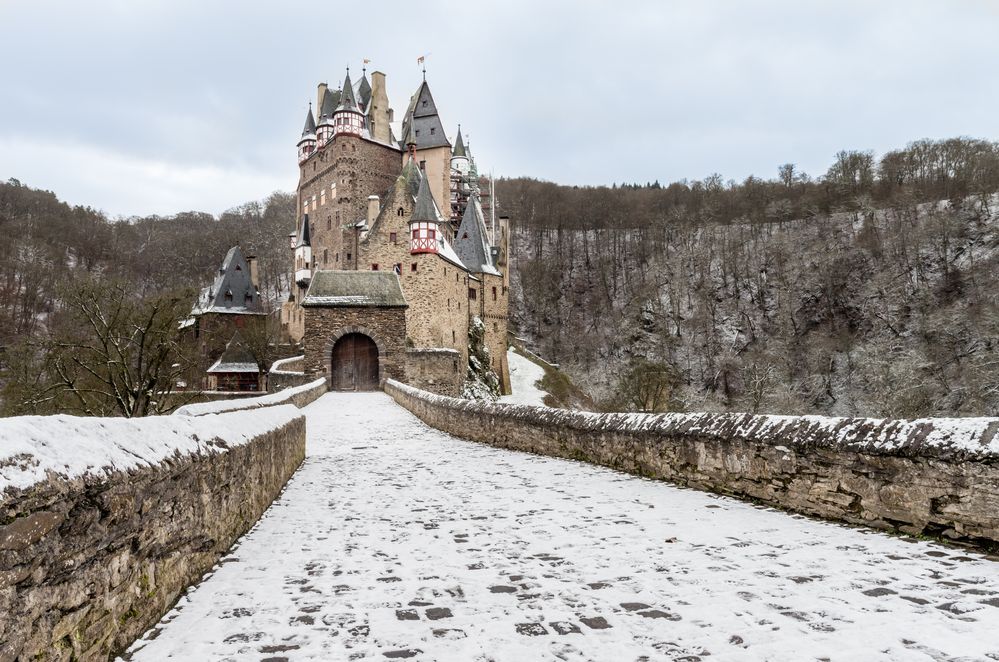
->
{"left": 331, "top": 333, "right": 379, "bottom": 391}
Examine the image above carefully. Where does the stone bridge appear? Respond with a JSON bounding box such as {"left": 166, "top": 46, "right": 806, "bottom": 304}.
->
{"left": 118, "top": 393, "right": 999, "bottom": 661}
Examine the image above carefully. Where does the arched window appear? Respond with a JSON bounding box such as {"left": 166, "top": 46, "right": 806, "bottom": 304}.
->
{"left": 397, "top": 207, "right": 404, "bottom": 216}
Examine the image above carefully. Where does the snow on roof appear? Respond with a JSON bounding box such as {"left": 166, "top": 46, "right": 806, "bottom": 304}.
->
{"left": 174, "top": 378, "right": 326, "bottom": 416}
{"left": 386, "top": 379, "right": 999, "bottom": 461}
{"left": 0, "top": 405, "right": 302, "bottom": 494}
{"left": 206, "top": 361, "right": 260, "bottom": 374}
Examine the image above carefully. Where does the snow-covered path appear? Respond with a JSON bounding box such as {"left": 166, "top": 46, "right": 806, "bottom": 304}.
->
{"left": 125, "top": 393, "right": 999, "bottom": 662}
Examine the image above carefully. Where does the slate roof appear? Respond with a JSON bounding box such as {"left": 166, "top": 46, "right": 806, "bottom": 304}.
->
{"left": 302, "top": 271, "right": 408, "bottom": 308}
{"left": 336, "top": 72, "right": 361, "bottom": 113}
{"left": 356, "top": 73, "right": 372, "bottom": 111}
{"left": 318, "top": 88, "right": 340, "bottom": 123}
{"left": 399, "top": 80, "right": 450, "bottom": 150}
{"left": 296, "top": 214, "right": 311, "bottom": 248}
{"left": 452, "top": 127, "right": 467, "bottom": 158}
{"left": 411, "top": 169, "right": 439, "bottom": 222}
{"left": 207, "top": 332, "right": 260, "bottom": 373}
{"left": 194, "top": 246, "right": 265, "bottom": 315}
{"left": 454, "top": 195, "right": 499, "bottom": 275}
{"left": 401, "top": 156, "right": 423, "bottom": 198}
{"left": 301, "top": 106, "right": 316, "bottom": 138}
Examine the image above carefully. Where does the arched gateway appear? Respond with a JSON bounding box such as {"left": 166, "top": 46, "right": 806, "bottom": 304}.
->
{"left": 331, "top": 333, "right": 379, "bottom": 391}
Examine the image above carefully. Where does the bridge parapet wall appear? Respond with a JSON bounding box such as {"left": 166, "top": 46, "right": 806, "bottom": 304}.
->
{"left": 0, "top": 405, "right": 306, "bottom": 660}
{"left": 173, "top": 377, "right": 326, "bottom": 416}
{"left": 385, "top": 380, "right": 999, "bottom": 549}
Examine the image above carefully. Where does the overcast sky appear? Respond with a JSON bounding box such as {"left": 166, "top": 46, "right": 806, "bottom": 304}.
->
{"left": 1, "top": 0, "right": 998, "bottom": 218}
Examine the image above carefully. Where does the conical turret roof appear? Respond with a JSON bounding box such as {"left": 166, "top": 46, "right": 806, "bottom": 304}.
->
{"left": 411, "top": 169, "right": 439, "bottom": 223}
{"left": 301, "top": 105, "right": 316, "bottom": 138}
{"left": 336, "top": 71, "right": 360, "bottom": 113}
{"left": 401, "top": 156, "right": 423, "bottom": 198}
{"left": 356, "top": 73, "right": 372, "bottom": 110}
{"left": 318, "top": 88, "right": 339, "bottom": 123}
{"left": 452, "top": 127, "right": 467, "bottom": 158}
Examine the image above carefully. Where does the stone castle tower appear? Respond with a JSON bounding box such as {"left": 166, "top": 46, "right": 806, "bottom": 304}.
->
{"left": 280, "top": 66, "right": 511, "bottom": 396}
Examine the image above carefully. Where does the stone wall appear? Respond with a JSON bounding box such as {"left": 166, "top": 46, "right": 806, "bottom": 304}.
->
{"left": 174, "top": 377, "right": 326, "bottom": 416}
{"left": 0, "top": 407, "right": 306, "bottom": 660}
{"left": 385, "top": 380, "right": 999, "bottom": 549}
{"left": 405, "top": 348, "right": 462, "bottom": 396}
{"left": 303, "top": 308, "right": 407, "bottom": 386}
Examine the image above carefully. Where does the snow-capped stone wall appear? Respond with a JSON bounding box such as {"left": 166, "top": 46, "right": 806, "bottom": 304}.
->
{"left": 385, "top": 380, "right": 999, "bottom": 549}
{"left": 173, "top": 377, "right": 327, "bottom": 416}
{"left": 0, "top": 405, "right": 306, "bottom": 660}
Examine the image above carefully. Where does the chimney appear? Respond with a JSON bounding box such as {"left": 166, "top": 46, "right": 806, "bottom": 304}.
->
{"left": 367, "top": 195, "right": 380, "bottom": 225}
{"left": 317, "top": 82, "right": 328, "bottom": 115}
{"left": 246, "top": 255, "right": 260, "bottom": 290}
{"left": 369, "top": 72, "right": 391, "bottom": 143}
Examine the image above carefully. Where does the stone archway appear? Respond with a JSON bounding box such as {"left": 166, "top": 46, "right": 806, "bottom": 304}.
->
{"left": 330, "top": 332, "right": 380, "bottom": 391}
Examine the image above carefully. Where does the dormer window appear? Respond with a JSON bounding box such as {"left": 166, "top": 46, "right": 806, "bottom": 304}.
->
{"left": 235, "top": 264, "right": 242, "bottom": 271}
{"left": 224, "top": 290, "right": 233, "bottom": 302}
{"left": 430, "top": 128, "right": 435, "bottom": 135}
{"left": 422, "top": 100, "right": 428, "bottom": 108}
{"left": 244, "top": 292, "right": 252, "bottom": 304}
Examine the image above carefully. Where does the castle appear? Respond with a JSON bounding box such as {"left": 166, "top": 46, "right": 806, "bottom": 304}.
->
{"left": 280, "top": 66, "right": 511, "bottom": 396}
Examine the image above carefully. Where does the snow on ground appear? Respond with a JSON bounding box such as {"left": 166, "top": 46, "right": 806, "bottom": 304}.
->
{"left": 124, "top": 393, "right": 999, "bottom": 661}
{"left": 498, "top": 349, "right": 549, "bottom": 407}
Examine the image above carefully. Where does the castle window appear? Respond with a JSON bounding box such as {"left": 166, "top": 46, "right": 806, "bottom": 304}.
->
{"left": 468, "top": 288, "right": 477, "bottom": 300}
{"left": 224, "top": 290, "right": 233, "bottom": 302}
{"left": 411, "top": 263, "right": 417, "bottom": 272}
{"left": 423, "top": 100, "right": 428, "bottom": 108}
{"left": 235, "top": 264, "right": 242, "bottom": 271}
{"left": 412, "top": 229, "right": 419, "bottom": 241}
{"left": 494, "top": 322, "right": 498, "bottom": 332}
{"left": 394, "top": 263, "right": 402, "bottom": 274}
{"left": 324, "top": 249, "right": 328, "bottom": 264}
{"left": 346, "top": 252, "right": 352, "bottom": 261}
{"left": 336, "top": 252, "right": 339, "bottom": 262}
{"left": 430, "top": 128, "right": 435, "bottom": 135}
{"left": 415, "top": 130, "right": 420, "bottom": 137}
{"left": 372, "top": 264, "right": 379, "bottom": 271}
{"left": 428, "top": 227, "right": 436, "bottom": 240}
{"left": 452, "top": 330, "right": 456, "bottom": 342}
{"left": 327, "top": 216, "right": 332, "bottom": 230}
{"left": 245, "top": 292, "right": 252, "bottom": 304}
{"left": 397, "top": 207, "right": 403, "bottom": 216}
{"left": 462, "top": 232, "right": 468, "bottom": 239}
{"left": 390, "top": 232, "right": 397, "bottom": 244}
{"left": 492, "top": 286, "right": 497, "bottom": 301}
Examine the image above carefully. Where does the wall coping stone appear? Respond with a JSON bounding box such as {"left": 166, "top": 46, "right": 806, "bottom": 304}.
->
{"left": 174, "top": 378, "right": 326, "bottom": 416}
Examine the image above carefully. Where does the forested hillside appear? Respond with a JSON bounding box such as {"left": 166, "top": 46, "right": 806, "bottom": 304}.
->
{"left": 499, "top": 138, "right": 999, "bottom": 417}
{"left": 0, "top": 179, "right": 294, "bottom": 348}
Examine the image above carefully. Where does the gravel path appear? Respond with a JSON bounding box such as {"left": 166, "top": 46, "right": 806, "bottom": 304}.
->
{"left": 124, "top": 393, "right": 999, "bottom": 661}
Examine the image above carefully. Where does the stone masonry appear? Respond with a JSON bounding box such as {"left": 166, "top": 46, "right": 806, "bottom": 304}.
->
{"left": 303, "top": 307, "right": 407, "bottom": 386}
{"left": 0, "top": 412, "right": 306, "bottom": 661}
{"left": 386, "top": 380, "right": 999, "bottom": 550}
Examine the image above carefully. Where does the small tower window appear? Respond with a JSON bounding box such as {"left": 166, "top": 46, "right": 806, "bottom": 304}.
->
{"left": 411, "top": 263, "right": 417, "bottom": 272}
{"left": 235, "top": 264, "right": 242, "bottom": 271}
{"left": 244, "top": 292, "right": 252, "bottom": 304}
{"left": 468, "top": 288, "right": 477, "bottom": 300}
{"left": 422, "top": 100, "right": 428, "bottom": 108}
{"left": 430, "top": 128, "right": 435, "bottom": 135}
{"left": 415, "top": 130, "right": 420, "bottom": 137}
{"left": 346, "top": 252, "right": 352, "bottom": 261}
{"left": 397, "top": 207, "right": 404, "bottom": 216}
{"left": 412, "top": 229, "right": 419, "bottom": 241}
{"left": 492, "top": 286, "right": 497, "bottom": 301}
{"left": 324, "top": 249, "right": 329, "bottom": 264}
{"left": 394, "top": 263, "right": 402, "bottom": 274}
{"left": 390, "top": 232, "right": 397, "bottom": 244}
{"left": 224, "top": 290, "right": 233, "bottom": 302}
{"left": 372, "top": 264, "right": 379, "bottom": 271}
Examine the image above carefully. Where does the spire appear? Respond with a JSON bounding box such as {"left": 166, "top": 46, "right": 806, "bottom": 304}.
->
{"left": 301, "top": 104, "right": 317, "bottom": 137}
{"left": 411, "top": 170, "right": 439, "bottom": 223}
{"left": 336, "top": 69, "right": 360, "bottom": 113}
{"left": 357, "top": 72, "right": 372, "bottom": 111}
{"left": 318, "top": 88, "right": 338, "bottom": 122}
{"left": 452, "top": 125, "right": 467, "bottom": 158}
{"left": 401, "top": 155, "right": 423, "bottom": 198}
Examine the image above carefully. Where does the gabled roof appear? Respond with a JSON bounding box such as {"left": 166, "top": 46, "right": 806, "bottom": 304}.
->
{"left": 399, "top": 80, "right": 450, "bottom": 150}
{"left": 452, "top": 126, "right": 467, "bottom": 158}
{"left": 318, "top": 88, "right": 340, "bottom": 123}
{"left": 411, "top": 169, "right": 439, "bottom": 223}
{"left": 454, "top": 195, "right": 499, "bottom": 275}
{"left": 336, "top": 71, "right": 360, "bottom": 113}
{"left": 207, "top": 332, "right": 260, "bottom": 373}
{"left": 301, "top": 106, "right": 316, "bottom": 138}
{"left": 296, "top": 214, "right": 311, "bottom": 248}
{"left": 194, "top": 246, "right": 265, "bottom": 316}
{"left": 302, "top": 271, "right": 408, "bottom": 308}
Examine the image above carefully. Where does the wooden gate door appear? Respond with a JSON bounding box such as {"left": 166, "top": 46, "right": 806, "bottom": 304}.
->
{"left": 331, "top": 333, "right": 379, "bottom": 391}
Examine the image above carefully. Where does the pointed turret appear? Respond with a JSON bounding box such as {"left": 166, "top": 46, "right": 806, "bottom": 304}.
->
{"left": 333, "top": 69, "right": 364, "bottom": 136}
{"left": 454, "top": 194, "right": 495, "bottom": 274}
{"left": 297, "top": 104, "right": 317, "bottom": 163}
{"left": 410, "top": 170, "right": 443, "bottom": 255}
{"left": 401, "top": 155, "right": 422, "bottom": 199}
{"left": 452, "top": 127, "right": 467, "bottom": 158}
{"left": 356, "top": 72, "right": 372, "bottom": 111}
{"left": 316, "top": 88, "right": 339, "bottom": 145}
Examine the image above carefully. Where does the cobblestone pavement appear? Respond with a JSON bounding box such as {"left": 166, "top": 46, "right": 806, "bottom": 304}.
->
{"left": 124, "top": 393, "right": 999, "bottom": 661}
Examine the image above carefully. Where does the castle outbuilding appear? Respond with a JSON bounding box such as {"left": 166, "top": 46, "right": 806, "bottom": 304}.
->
{"left": 280, "top": 66, "right": 511, "bottom": 396}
